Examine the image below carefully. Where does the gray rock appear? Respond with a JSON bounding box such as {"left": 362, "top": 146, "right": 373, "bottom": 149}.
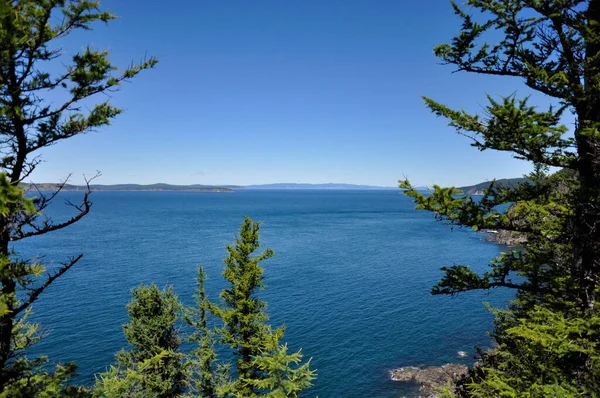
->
{"left": 481, "top": 229, "right": 527, "bottom": 246}
{"left": 390, "top": 364, "right": 468, "bottom": 398}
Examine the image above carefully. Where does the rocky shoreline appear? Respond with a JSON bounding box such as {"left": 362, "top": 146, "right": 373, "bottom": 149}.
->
{"left": 389, "top": 229, "right": 519, "bottom": 396}
{"left": 390, "top": 364, "right": 468, "bottom": 397}
{"left": 480, "top": 229, "right": 527, "bottom": 246}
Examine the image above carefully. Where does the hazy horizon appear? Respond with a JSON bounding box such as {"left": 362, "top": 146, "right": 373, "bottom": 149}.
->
{"left": 25, "top": 178, "right": 521, "bottom": 189}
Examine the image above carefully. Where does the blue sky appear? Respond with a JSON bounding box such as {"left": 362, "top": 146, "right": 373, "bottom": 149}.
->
{"left": 29, "top": 0, "right": 563, "bottom": 187}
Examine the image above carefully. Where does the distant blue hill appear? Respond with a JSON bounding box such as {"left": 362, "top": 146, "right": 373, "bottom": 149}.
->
{"left": 241, "top": 183, "right": 397, "bottom": 190}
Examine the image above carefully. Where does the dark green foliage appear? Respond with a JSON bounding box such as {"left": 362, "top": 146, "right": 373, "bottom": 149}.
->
{"left": 0, "top": 0, "right": 155, "bottom": 392}
{"left": 461, "top": 306, "right": 600, "bottom": 397}
{"left": 119, "top": 285, "right": 183, "bottom": 374}
{"left": 0, "top": 361, "right": 91, "bottom": 398}
{"left": 96, "top": 285, "right": 186, "bottom": 398}
{"left": 401, "top": 0, "right": 600, "bottom": 395}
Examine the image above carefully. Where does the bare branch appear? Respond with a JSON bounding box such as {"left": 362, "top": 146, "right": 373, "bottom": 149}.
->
{"left": 17, "top": 155, "right": 43, "bottom": 182}
{"left": 10, "top": 172, "right": 100, "bottom": 241}
{"left": 13, "top": 254, "right": 83, "bottom": 316}
{"left": 28, "top": 173, "right": 72, "bottom": 212}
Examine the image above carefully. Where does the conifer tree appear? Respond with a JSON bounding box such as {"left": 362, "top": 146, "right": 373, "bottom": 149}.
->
{"left": 213, "top": 217, "right": 274, "bottom": 396}
{"left": 211, "top": 217, "right": 315, "bottom": 397}
{"left": 184, "top": 267, "right": 229, "bottom": 398}
{"left": 96, "top": 285, "right": 185, "bottom": 398}
{"left": 0, "top": 0, "right": 155, "bottom": 391}
{"left": 400, "top": 0, "right": 600, "bottom": 395}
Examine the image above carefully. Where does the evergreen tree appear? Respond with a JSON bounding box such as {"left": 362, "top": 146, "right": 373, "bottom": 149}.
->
{"left": 184, "top": 267, "right": 229, "bottom": 397}
{"left": 211, "top": 217, "right": 315, "bottom": 397}
{"left": 96, "top": 285, "right": 185, "bottom": 398}
{"left": 213, "top": 217, "right": 274, "bottom": 396}
{"left": 400, "top": 0, "right": 600, "bottom": 395}
{"left": 0, "top": 0, "right": 155, "bottom": 391}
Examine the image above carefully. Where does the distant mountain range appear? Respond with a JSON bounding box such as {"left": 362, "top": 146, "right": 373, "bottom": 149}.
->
{"left": 23, "top": 179, "right": 529, "bottom": 194}
{"left": 458, "top": 177, "right": 530, "bottom": 195}
{"left": 22, "top": 182, "right": 396, "bottom": 192}
{"left": 241, "top": 183, "right": 396, "bottom": 190}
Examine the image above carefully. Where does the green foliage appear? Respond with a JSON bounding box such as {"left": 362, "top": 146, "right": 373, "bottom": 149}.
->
{"left": 211, "top": 217, "right": 275, "bottom": 395}
{"left": 462, "top": 306, "right": 600, "bottom": 397}
{"left": 401, "top": 0, "right": 600, "bottom": 395}
{"left": 97, "top": 285, "right": 186, "bottom": 398}
{"left": 209, "top": 217, "right": 315, "bottom": 397}
{"left": 422, "top": 95, "right": 575, "bottom": 167}
{"left": 0, "top": 175, "right": 37, "bottom": 319}
{"left": 0, "top": 174, "right": 34, "bottom": 217}
{"left": 2, "top": 1, "right": 313, "bottom": 396}
{"left": 0, "top": 0, "right": 156, "bottom": 391}
{"left": 0, "top": 361, "right": 91, "bottom": 398}
{"left": 100, "top": 219, "right": 315, "bottom": 398}
{"left": 183, "top": 267, "right": 230, "bottom": 397}
{"left": 243, "top": 327, "right": 316, "bottom": 398}
{"left": 95, "top": 351, "right": 174, "bottom": 398}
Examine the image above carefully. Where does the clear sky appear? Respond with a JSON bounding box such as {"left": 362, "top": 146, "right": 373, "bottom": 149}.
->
{"left": 29, "top": 0, "right": 564, "bottom": 187}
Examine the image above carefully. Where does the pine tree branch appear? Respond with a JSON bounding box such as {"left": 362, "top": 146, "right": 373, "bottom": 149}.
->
{"left": 15, "top": 2, "right": 55, "bottom": 88}
{"left": 23, "top": 82, "right": 115, "bottom": 127}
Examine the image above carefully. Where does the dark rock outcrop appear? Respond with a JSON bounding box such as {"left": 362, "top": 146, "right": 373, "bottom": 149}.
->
{"left": 390, "top": 364, "right": 468, "bottom": 397}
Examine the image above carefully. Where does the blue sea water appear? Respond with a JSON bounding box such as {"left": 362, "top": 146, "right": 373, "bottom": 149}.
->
{"left": 15, "top": 190, "right": 512, "bottom": 397}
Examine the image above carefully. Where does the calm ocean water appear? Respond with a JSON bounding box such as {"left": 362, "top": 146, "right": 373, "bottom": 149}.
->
{"left": 16, "top": 190, "right": 512, "bottom": 397}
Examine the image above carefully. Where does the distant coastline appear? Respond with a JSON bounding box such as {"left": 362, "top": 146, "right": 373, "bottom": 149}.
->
{"left": 21, "top": 183, "right": 234, "bottom": 193}
{"left": 22, "top": 178, "right": 529, "bottom": 193}
{"left": 21, "top": 182, "right": 397, "bottom": 192}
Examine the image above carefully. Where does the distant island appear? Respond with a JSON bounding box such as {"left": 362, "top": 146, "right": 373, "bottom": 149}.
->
{"left": 22, "top": 182, "right": 397, "bottom": 192}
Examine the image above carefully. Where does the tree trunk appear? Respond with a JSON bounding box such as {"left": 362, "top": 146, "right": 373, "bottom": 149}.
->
{"left": 572, "top": 0, "right": 600, "bottom": 311}
{"left": 573, "top": 131, "right": 600, "bottom": 311}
